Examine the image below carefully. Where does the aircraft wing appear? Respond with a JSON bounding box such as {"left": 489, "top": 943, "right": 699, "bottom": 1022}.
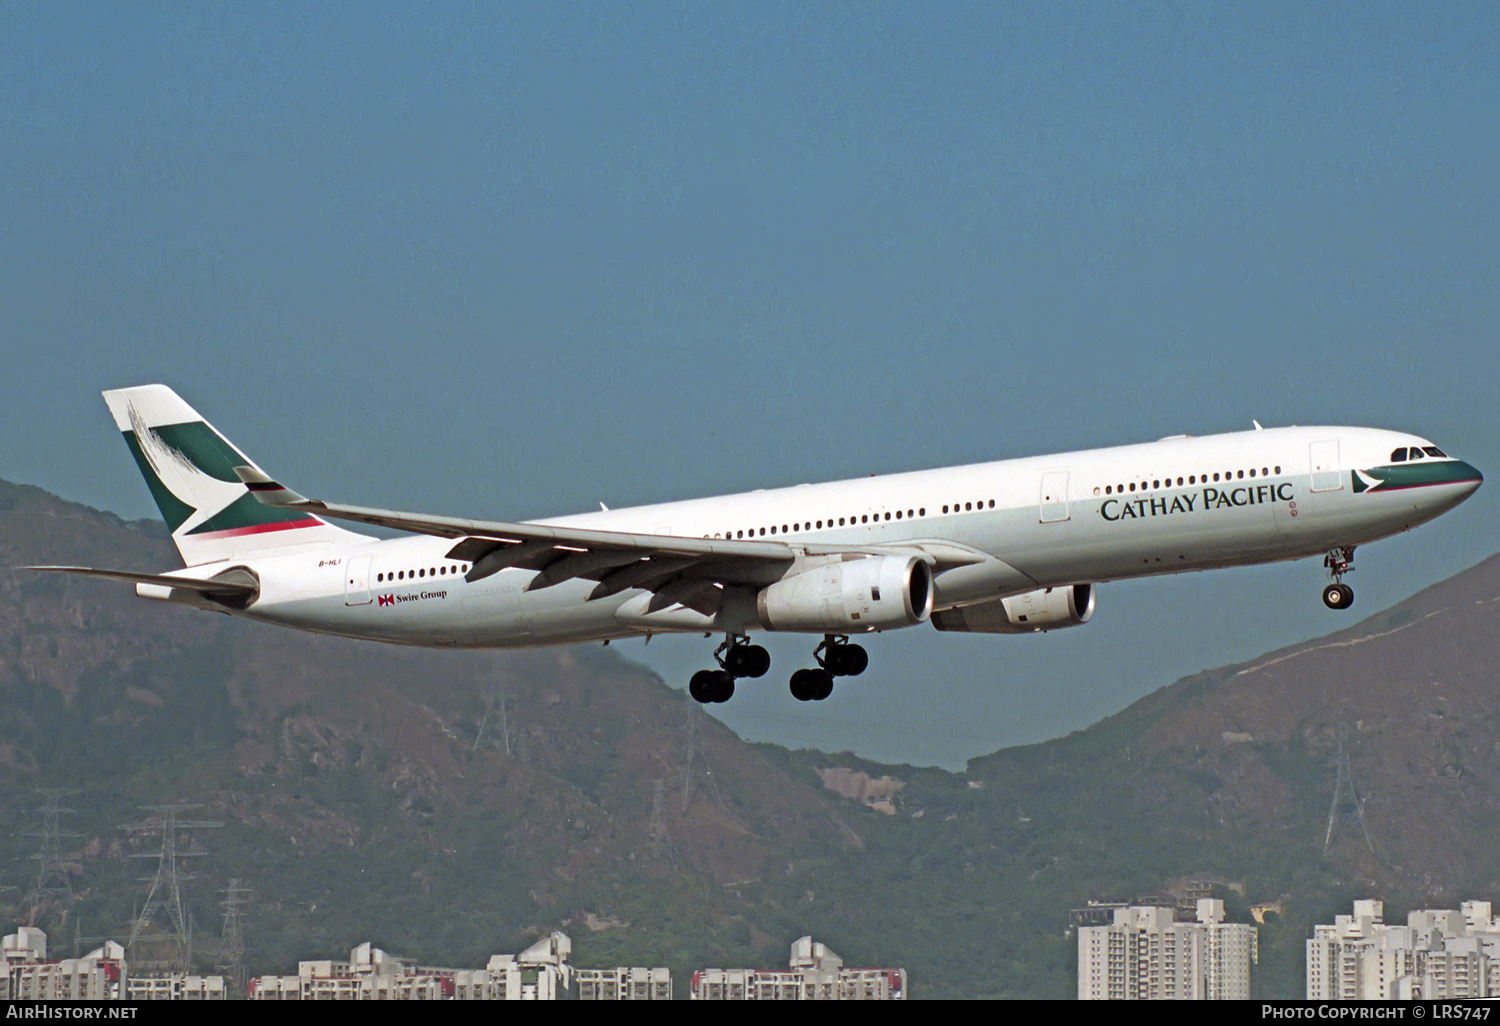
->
{"left": 234, "top": 467, "right": 799, "bottom": 612}
{"left": 235, "top": 466, "right": 991, "bottom": 616}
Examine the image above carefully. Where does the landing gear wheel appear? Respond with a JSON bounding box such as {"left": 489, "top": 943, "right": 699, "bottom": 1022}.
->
{"left": 825, "top": 643, "right": 868, "bottom": 677}
{"left": 790, "top": 668, "right": 834, "bottom": 702}
{"left": 689, "top": 669, "right": 719, "bottom": 704}
{"left": 814, "top": 672, "right": 834, "bottom": 701}
{"left": 724, "top": 644, "right": 771, "bottom": 678}
{"left": 1322, "top": 583, "right": 1354, "bottom": 610}
{"left": 815, "top": 635, "right": 869, "bottom": 678}
{"left": 711, "top": 671, "right": 735, "bottom": 703}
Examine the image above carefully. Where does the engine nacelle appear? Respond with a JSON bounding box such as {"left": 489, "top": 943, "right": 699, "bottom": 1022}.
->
{"left": 757, "top": 556, "right": 934, "bottom": 633}
{"left": 930, "top": 584, "right": 1095, "bottom": 634}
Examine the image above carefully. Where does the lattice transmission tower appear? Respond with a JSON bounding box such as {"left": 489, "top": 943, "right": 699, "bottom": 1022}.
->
{"left": 1324, "top": 725, "right": 1375, "bottom": 855}
{"left": 680, "top": 697, "right": 726, "bottom": 813}
{"left": 123, "top": 804, "right": 222, "bottom": 970}
{"left": 215, "top": 879, "right": 252, "bottom": 994}
{"left": 22, "top": 788, "right": 82, "bottom": 928}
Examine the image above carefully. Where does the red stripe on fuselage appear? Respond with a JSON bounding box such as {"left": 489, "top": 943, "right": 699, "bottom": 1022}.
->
{"left": 189, "top": 518, "right": 324, "bottom": 539}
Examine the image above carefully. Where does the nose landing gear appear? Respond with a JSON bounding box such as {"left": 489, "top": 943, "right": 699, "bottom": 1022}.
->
{"left": 1322, "top": 547, "right": 1356, "bottom": 610}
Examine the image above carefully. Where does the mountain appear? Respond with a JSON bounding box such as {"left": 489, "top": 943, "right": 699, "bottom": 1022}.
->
{"left": 2, "top": 477, "right": 1498, "bottom": 997}
{"left": 0, "top": 479, "right": 863, "bottom": 975}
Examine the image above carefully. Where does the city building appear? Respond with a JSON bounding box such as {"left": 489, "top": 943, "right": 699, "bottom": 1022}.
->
{"left": 2, "top": 928, "right": 127, "bottom": 1001}
{"left": 691, "top": 936, "right": 906, "bottom": 1000}
{"left": 249, "top": 931, "right": 574, "bottom": 1000}
{"left": 575, "top": 966, "right": 674, "bottom": 1000}
{"left": 1077, "top": 898, "right": 1257, "bottom": 1000}
{"left": 1307, "top": 900, "right": 1500, "bottom": 999}
{"left": 125, "top": 972, "right": 228, "bottom": 1000}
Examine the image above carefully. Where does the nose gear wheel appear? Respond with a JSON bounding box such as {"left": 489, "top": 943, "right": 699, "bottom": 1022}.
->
{"left": 1322, "top": 547, "right": 1356, "bottom": 611}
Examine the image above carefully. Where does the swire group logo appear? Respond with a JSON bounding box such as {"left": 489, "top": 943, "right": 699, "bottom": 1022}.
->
{"left": 377, "top": 594, "right": 395, "bottom": 607}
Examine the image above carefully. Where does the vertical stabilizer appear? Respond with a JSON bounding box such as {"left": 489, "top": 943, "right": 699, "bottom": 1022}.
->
{"left": 102, "top": 385, "right": 368, "bottom": 566}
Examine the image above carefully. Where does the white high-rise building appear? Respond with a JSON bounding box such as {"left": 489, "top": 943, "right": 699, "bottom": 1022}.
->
{"left": 249, "top": 931, "right": 575, "bottom": 1000}
{"left": 691, "top": 936, "right": 906, "bottom": 1000}
{"left": 1307, "top": 900, "right": 1500, "bottom": 999}
{"left": 1, "top": 928, "right": 129, "bottom": 1001}
{"left": 1078, "top": 898, "right": 1257, "bottom": 1000}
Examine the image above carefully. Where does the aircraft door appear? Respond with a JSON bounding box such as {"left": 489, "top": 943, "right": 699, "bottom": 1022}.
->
{"left": 345, "top": 555, "right": 372, "bottom": 606}
{"left": 1039, "top": 472, "right": 1070, "bottom": 523}
{"left": 1310, "top": 440, "right": 1342, "bottom": 492}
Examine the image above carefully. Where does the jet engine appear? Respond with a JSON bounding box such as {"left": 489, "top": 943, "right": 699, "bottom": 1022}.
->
{"left": 930, "top": 584, "right": 1095, "bottom": 634}
{"left": 757, "top": 556, "right": 934, "bottom": 632}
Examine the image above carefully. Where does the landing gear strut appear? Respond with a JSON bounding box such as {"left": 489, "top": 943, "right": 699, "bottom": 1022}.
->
{"left": 1322, "top": 547, "right": 1356, "bottom": 610}
{"left": 815, "top": 635, "right": 869, "bottom": 678}
{"left": 789, "top": 635, "right": 869, "bottom": 702}
{"left": 717, "top": 635, "right": 771, "bottom": 679}
{"left": 689, "top": 634, "right": 770, "bottom": 704}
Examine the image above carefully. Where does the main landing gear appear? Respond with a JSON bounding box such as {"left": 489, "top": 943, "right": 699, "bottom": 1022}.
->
{"left": 689, "top": 634, "right": 770, "bottom": 704}
{"left": 789, "top": 636, "right": 868, "bottom": 702}
{"left": 1322, "top": 547, "right": 1356, "bottom": 610}
{"left": 687, "top": 634, "right": 871, "bottom": 704}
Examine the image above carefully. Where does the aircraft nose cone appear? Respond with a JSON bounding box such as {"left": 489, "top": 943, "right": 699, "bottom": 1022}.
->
{"left": 1436, "top": 460, "right": 1483, "bottom": 508}
{"left": 1458, "top": 461, "right": 1483, "bottom": 494}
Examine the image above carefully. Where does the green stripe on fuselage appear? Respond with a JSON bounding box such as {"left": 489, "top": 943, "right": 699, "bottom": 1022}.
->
{"left": 1353, "top": 461, "right": 1483, "bottom": 493}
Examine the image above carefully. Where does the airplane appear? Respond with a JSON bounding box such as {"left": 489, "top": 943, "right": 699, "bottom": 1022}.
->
{"left": 33, "top": 385, "right": 1483, "bottom": 705}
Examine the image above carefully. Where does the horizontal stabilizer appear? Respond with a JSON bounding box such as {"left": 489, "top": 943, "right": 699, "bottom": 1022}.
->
{"left": 26, "top": 566, "right": 258, "bottom": 597}
{"left": 231, "top": 466, "right": 308, "bottom": 505}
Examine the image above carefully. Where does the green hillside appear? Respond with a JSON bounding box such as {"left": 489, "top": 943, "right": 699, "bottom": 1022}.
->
{"left": 3, "top": 479, "right": 1497, "bottom": 997}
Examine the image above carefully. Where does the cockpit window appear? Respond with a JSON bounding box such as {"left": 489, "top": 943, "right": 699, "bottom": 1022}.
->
{"left": 1390, "top": 448, "right": 1408, "bottom": 462}
{"left": 1423, "top": 446, "right": 1447, "bottom": 458}
{"left": 1410, "top": 448, "right": 1425, "bottom": 460}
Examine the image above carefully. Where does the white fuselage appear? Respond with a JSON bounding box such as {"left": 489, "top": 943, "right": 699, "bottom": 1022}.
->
{"left": 164, "top": 425, "right": 1481, "bottom": 648}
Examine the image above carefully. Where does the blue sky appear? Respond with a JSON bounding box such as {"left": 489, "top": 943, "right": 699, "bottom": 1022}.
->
{"left": 3, "top": 3, "right": 1496, "bottom": 767}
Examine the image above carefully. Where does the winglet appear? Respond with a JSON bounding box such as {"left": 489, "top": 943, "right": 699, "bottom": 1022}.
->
{"left": 233, "top": 466, "right": 309, "bottom": 506}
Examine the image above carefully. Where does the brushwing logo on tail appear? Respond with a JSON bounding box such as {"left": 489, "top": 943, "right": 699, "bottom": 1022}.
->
{"left": 123, "top": 402, "right": 320, "bottom": 538}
